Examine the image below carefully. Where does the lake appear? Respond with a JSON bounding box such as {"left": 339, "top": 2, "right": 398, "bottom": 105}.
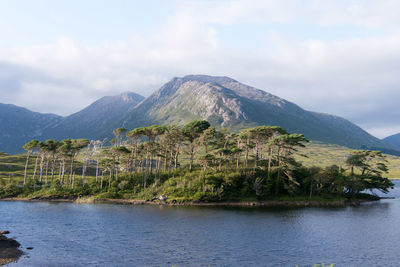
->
{"left": 2, "top": 181, "right": 400, "bottom": 267}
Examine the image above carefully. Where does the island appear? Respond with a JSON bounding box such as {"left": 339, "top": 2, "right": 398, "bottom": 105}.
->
{"left": 0, "top": 121, "right": 394, "bottom": 206}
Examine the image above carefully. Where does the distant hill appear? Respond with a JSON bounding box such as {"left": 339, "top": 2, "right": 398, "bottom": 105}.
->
{"left": 46, "top": 92, "right": 145, "bottom": 140}
{"left": 0, "top": 103, "right": 62, "bottom": 154}
{"left": 0, "top": 92, "right": 144, "bottom": 154}
{"left": 0, "top": 75, "right": 397, "bottom": 155}
{"left": 383, "top": 133, "right": 400, "bottom": 148}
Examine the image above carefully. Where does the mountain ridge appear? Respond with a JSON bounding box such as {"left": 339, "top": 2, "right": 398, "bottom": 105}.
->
{"left": 0, "top": 75, "right": 397, "bottom": 155}
{"left": 119, "top": 75, "right": 396, "bottom": 152}
{"left": 46, "top": 92, "right": 145, "bottom": 140}
{"left": 384, "top": 133, "right": 400, "bottom": 148}
{"left": 0, "top": 103, "right": 62, "bottom": 153}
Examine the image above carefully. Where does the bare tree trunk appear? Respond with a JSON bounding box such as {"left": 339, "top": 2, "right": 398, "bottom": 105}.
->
{"left": 51, "top": 157, "right": 56, "bottom": 183}
{"left": 39, "top": 153, "right": 45, "bottom": 183}
{"left": 109, "top": 171, "right": 112, "bottom": 188}
{"left": 168, "top": 149, "right": 173, "bottom": 178}
{"left": 69, "top": 155, "right": 75, "bottom": 184}
{"left": 164, "top": 149, "right": 168, "bottom": 172}
{"left": 267, "top": 147, "right": 272, "bottom": 179}
{"left": 254, "top": 142, "right": 259, "bottom": 169}
{"left": 58, "top": 161, "right": 62, "bottom": 183}
{"left": 23, "top": 152, "right": 31, "bottom": 186}
{"left": 150, "top": 154, "right": 153, "bottom": 175}
{"left": 275, "top": 147, "right": 282, "bottom": 195}
{"left": 133, "top": 146, "right": 138, "bottom": 178}
{"left": 45, "top": 157, "right": 49, "bottom": 184}
{"left": 244, "top": 139, "right": 249, "bottom": 168}
{"left": 32, "top": 154, "right": 39, "bottom": 182}
{"left": 82, "top": 160, "right": 87, "bottom": 187}
{"left": 95, "top": 158, "right": 99, "bottom": 183}
{"left": 61, "top": 159, "right": 66, "bottom": 184}
{"left": 189, "top": 143, "right": 194, "bottom": 171}
{"left": 101, "top": 170, "right": 104, "bottom": 189}
{"left": 174, "top": 147, "right": 180, "bottom": 176}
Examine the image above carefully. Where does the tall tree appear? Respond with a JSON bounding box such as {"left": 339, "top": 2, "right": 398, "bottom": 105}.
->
{"left": 345, "top": 150, "right": 393, "bottom": 194}
{"left": 113, "top": 128, "right": 127, "bottom": 147}
{"left": 31, "top": 141, "right": 44, "bottom": 186}
{"left": 22, "top": 140, "right": 40, "bottom": 186}
{"left": 182, "top": 120, "right": 210, "bottom": 171}
{"left": 44, "top": 139, "right": 60, "bottom": 183}
{"left": 269, "top": 133, "right": 308, "bottom": 194}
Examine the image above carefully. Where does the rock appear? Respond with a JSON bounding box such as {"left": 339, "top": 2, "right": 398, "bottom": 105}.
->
{"left": 0, "top": 231, "right": 10, "bottom": 235}
{"left": 152, "top": 195, "right": 168, "bottom": 202}
{"left": 0, "top": 231, "right": 23, "bottom": 265}
{"left": 158, "top": 195, "right": 168, "bottom": 202}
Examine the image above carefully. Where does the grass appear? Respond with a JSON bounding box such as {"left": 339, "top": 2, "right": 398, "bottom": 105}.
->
{"left": 3, "top": 142, "right": 399, "bottom": 185}
{"left": 2, "top": 141, "right": 400, "bottom": 186}
{"left": 295, "top": 141, "right": 400, "bottom": 179}
{"left": 0, "top": 142, "right": 398, "bottom": 202}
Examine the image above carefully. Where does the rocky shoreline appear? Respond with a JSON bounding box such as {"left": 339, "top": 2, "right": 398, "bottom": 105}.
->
{"left": 0, "top": 231, "right": 23, "bottom": 266}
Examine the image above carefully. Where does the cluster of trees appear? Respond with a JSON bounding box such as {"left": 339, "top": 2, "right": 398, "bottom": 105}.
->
{"left": 17, "top": 120, "right": 393, "bottom": 200}
{"left": 22, "top": 139, "right": 93, "bottom": 187}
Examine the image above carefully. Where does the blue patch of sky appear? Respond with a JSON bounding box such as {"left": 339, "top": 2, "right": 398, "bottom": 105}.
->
{"left": 0, "top": 0, "right": 173, "bottom": 46}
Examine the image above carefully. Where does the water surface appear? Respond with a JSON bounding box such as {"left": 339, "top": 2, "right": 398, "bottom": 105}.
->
{"left": 2, "top": 181, "right": 400, "bottom": 266}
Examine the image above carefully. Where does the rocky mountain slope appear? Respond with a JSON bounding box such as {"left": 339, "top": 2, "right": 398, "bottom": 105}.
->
{"left": 0, "top": 75, "right": 397, "bottom": 154}
{"left": 121, "top": 75, "right": 396, "bottom": 152}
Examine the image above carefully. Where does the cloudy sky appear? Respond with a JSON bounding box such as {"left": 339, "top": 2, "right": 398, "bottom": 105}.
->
{"left": 0, "top": 0, "right": 399, "bottom": 138}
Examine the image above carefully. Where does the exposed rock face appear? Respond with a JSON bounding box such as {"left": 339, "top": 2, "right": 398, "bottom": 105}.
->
{"left": 0, "top": 74, "right": 397, "bottom": 154}
{"left": 0, "top": 231, "right": 23, "bottom": 266}
{"left": 121, "top": 75, "right": 397, "bottom": 152}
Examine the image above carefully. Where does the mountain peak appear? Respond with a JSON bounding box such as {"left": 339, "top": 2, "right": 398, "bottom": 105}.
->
{"left": 179, "top": 74, "right": 238, "bottom": 84}
{"left": 1, "top": 75, "right": 397, "bottom": 155}
{"left": 117, "top": 92, "right": 145, "bottom": 103}
{"left": 120, "top": 75, "right": 397, "bottom": 153}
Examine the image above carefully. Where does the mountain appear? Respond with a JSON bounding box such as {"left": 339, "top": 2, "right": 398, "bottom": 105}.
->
{"left": 121, "top": 75, "right": 396, "bottom": 152}
{"left": 46, "top": 92, "right": 145, "bottom": 140}
{"left": 383, "top": 134, "right": 400, "bottom": 148}
{"left": 0, "top": 75, "right": 397, "bottom": 155}
{"left": 0, "top": 103, "right": 62, "bottom": 154}
{"left": 0, "top": 92, "right": 144, "bottom": 154}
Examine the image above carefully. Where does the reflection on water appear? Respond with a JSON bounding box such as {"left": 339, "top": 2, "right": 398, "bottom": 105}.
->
{"left": 1, "top": 181, "right": 400, "bottom": 267}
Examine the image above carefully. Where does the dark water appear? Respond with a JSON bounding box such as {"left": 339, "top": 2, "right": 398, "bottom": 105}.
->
{"left": 2, "top": 182, "right": 400, "bottom": 267}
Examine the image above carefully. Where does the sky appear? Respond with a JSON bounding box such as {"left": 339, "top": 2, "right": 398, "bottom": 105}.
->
{"left": 0, "top": 0, "right": 399, "bottom": 138}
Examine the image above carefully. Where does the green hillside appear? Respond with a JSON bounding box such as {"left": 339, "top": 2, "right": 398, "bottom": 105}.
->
{"left": 295, "top": 142, "right": 400, "bottom": 179}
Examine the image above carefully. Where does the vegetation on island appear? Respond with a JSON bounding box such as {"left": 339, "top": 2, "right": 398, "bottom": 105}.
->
{"left": 0, "top": 120, "right": 394, "bottom": 203}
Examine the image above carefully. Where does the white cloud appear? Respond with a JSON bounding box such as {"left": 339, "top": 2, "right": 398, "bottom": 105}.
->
{"left": 0, "top": 0, "right": 399, "bottom": 138}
